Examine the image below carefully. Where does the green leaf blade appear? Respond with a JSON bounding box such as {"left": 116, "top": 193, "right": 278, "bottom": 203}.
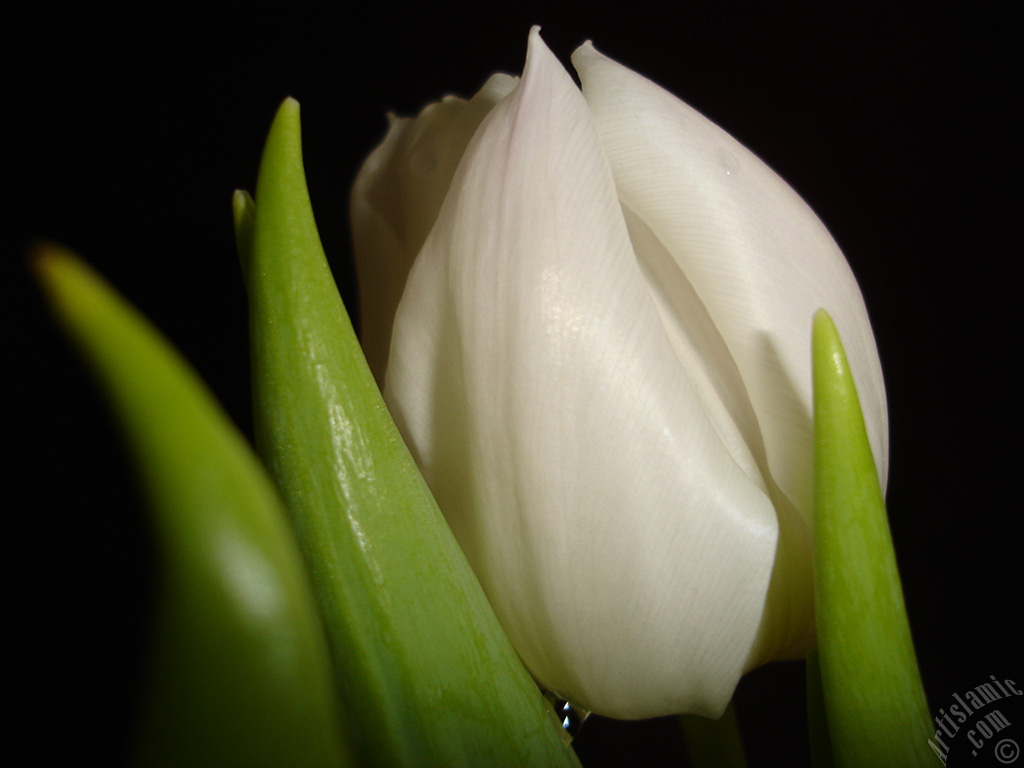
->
{"left": 244, "top": 98, "right": 580, "bottom": 768}
{"left": 35, "top": 246, "right": 353, "bottom": 767}
{"left": 811, "top": 309, "right": 933, "bottom": 768}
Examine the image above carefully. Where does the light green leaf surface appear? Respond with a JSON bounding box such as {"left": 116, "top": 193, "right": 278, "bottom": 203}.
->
{"left": 811, "top": 309, "right": 933, "bottom": 768}
{"left": 241, "top": 97, "right": 581, "bottom": 768}
{"left": 35, "top": 247, "right": 353, "bottom": 767}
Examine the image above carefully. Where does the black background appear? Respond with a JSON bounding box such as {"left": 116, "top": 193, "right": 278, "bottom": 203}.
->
{"left": 10, "top": 2, "right": 1020, "bottom": 765}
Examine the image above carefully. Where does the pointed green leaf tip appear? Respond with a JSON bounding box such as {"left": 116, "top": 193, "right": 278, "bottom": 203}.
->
{"left": 33, "top": 246, "right": 353, "bottom": 767}
{"left": 232, "top": 188, "right": 255, "bottom": 280}
{"left": 811, "top": 309, "right": 933, "bottom": 768}
{"left": 241, "top": 98, "right": 581, "bottom": 768}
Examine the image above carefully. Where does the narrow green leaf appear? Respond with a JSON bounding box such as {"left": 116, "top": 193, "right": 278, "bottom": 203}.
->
{"left": 811, "top": 309, "right": 933, "bottom": 768}
{"left": 243, "top": 97, "right": 580, "bottom": 768}
{"left": 35, "top": 246, "right": 353, "bottom": 768}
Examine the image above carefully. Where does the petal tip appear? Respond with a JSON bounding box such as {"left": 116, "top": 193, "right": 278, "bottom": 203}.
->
{"left": 525, "top": 24, "right": 548, "bottom": 63}
{"left": 570, "top": 39, "right": 602, "bottom": 70}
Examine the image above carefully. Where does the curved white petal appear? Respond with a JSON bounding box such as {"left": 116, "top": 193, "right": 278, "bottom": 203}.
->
{"left": 624, "top": 204, "right": 816, "bottom": 666}
{"left": 350, "top": 72, "right": 517, "bottom": 382}
{"left": 385, "top": 28, "right": 780, "bottom": 719}
{"left": 572, "top": 43, "right": 889, "bottom": 532}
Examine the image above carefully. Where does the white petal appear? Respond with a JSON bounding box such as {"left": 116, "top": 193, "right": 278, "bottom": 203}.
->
{"left": 350, "top": 72, "right": 517, "bottom": 382}
{"left": 625, "top": 202, "right": 816, "bottom": 665}
{"left": 386, "top": 28, "right": 780, "bottom": 718}
{"left": 572, "top": 43, "right": 889, "bottom": 531}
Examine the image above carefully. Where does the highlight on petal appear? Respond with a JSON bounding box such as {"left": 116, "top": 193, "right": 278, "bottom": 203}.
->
{"left": 353, "top": 26, "right": 890, "bottom": 720}
{"left": 571, "top": 42, "right": 888, "bottom": 530}
{"left": 350, "top": 72, "right": 517, "bottom": 383}
{"left": 384, "top": 27, "right": 780, "bottom": 719}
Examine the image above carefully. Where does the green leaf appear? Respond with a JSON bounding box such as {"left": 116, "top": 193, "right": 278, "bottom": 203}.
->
{"left": 242, "top": 97, "right": 581, "bottom": 768}
{"left": 34, "top": 247, "right": 354, "bottom": 767}
{"left": 811, "top": 309, "right": 933, "bottom": 768}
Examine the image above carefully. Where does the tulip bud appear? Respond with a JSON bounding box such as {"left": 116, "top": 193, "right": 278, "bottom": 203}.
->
{"left": 351, "top": 28, "right": 887, "bottom": 719}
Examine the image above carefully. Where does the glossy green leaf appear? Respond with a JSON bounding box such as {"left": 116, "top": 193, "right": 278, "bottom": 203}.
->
{"left": 241, "top": 97, "right": 581, "bottom": 768}
{"left": 35, "top": 247, "right": 353, "bottom": 767}
{"left": 811, "top": 309, "right": 932, "bottom": 768}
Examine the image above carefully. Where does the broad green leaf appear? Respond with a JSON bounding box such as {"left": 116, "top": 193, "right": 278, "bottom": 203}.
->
{"left": 811, "top": 309, "right": 932, "bottom": 768}
{"left": 35, "top": 247, "right": 353, "bottom": 767}
{"left": 241, "top": 97, "right": 580, "bottom": 768}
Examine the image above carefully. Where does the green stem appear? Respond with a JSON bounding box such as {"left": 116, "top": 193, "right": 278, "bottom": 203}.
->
{"left": 806, "top": 647, "right": 835, "bottom": 768}
{"left": 680, "top": 700, "right": 748, "bottom": 768}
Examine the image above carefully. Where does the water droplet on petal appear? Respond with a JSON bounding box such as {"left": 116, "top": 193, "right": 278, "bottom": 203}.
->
{"left": 543, "top": 691, "right": 591, "bottom": 741}
{"left": 719, "top": 150, "right": 739, "bottom": 177}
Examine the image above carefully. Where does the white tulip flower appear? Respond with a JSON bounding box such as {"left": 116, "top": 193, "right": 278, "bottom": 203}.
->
{"left": 350, "top": 27, "right": 887, "bottom": 719}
